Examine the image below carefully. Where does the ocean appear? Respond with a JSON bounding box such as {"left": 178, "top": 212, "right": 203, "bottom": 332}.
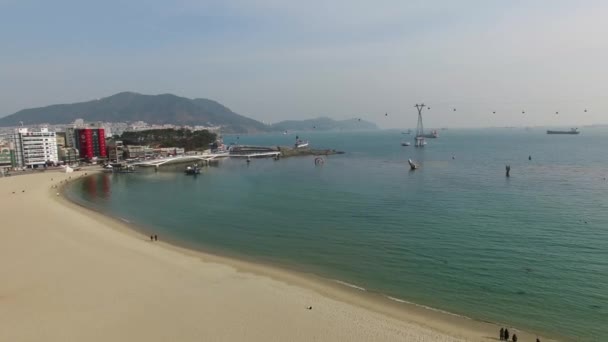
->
{"left": 67, "top": 128, "right": 608, "bottom": 341}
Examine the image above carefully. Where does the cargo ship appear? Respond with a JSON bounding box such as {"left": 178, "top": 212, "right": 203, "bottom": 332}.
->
{"left": 547, "top": 128, "right": 580, "bottom": 135}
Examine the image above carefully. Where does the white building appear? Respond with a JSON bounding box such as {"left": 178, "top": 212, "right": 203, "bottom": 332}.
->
{"left": 12, "top": 128, "right": 59, "bottom": 167}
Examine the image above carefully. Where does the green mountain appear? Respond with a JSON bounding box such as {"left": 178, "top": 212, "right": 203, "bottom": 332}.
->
{"left": 0, "top": 92, "right": 270, "bottom": 133}
{"left": 271, "top": 117, "right": 378, "bottom": 131}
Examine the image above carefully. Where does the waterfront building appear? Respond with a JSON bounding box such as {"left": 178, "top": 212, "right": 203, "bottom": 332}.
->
{"left": 58, "top": 147, "right": 79, "bottom": 164}
{"left": 55, "top": 132, "right": 67, "bottom": 148}
{"left": 74, "top": 128, "right": 107, "bottom": 161}
{"left": 107, "top": 140, "right": 125, "bottom": 162}
{"left": 125, "top": 145, "right": 146, "bottom": 159}
{"left": 0, "top": 145, "right": 14, "bottom": 167}
{"left": 11, "top": 128, "right": 59, "bottom": 167}
{"left": 65, "top": 126, "right": 77, "bottom": 148}
{"left": 153, "top": 147, "right": 185, "bottom": 157}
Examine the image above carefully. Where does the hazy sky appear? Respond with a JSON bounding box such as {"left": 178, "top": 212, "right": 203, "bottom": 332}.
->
{"left": 1, "top": 0, "right": 607, "bottom": 128}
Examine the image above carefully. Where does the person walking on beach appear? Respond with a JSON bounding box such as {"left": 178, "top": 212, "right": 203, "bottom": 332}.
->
{"left": 512, "top": 333, "right": 518, "bottom": 342}
{"left": 150, "top": 235, "right": 154, "bottom": 241}
{"left": 536, "top": 337, "right": 541, "bottom": 342}
{"left": 504, "top": 328, "right": 509, "bottom": 341}
{"left": 154, "top": 234, "right": 158, "bottom": 241}
{"left": 500, "top": 327, "right": 505, "bottom": 340}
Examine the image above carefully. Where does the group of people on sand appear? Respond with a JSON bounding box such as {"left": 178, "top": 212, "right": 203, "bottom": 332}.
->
{"left": 500, "top": 327, "right": 541, "bottom": 342}
{"left": 150, "top": 235, "right": 158, "bottom": 241}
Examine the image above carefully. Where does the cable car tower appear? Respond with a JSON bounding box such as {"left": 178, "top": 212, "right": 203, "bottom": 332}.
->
{"left": 414, "top": 103, "right": 426, "bottom": 147}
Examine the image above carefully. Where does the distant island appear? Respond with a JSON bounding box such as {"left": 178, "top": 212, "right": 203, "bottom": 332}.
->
{"left": 270, "top": 117, "right": 378, "bottom": 132}
{"left": 0, "top": 92, "right": 270, "bottom": 134}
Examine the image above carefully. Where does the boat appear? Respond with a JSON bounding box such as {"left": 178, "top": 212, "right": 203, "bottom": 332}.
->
{"left": 408, "top": 159, "right": 419, "bottom": 170}
{"left": 401, "top": 142, "right": 411, "bottom": 146}
{"left": 547, "top": 128, "right": 580, "bottom": 135}
{"left": 295, "top": 136, "right": 309, "bottom": 148}
{"left": 295, "top": 141, "right": 309, "bottom": 148}
{"left": 184, "top": 164, "right": 200, "bottom": 175}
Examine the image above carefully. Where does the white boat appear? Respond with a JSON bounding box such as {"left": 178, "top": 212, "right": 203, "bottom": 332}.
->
{"left": 294, "top": 135, "right": 309, "bottom": 148}
{"left": 185, "top": 164, "right": 201, "bottom": 175}
{"left": 401, "top": 142, "right": 411, "bottom": 146}
{"left": 408, "top": 159, "right": 419, "bottom": 170}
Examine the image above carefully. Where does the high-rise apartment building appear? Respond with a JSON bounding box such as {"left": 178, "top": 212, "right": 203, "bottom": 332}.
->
{"left": 74, "top": 128, "right": 107, "bottom": 160}
{"left": 11, "top": 128, "right": 59, "bottom": 167}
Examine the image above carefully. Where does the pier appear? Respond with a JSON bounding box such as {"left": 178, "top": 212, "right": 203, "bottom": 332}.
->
{"left": 131, "top": 153, "right": 229, "bottom": 168}
{"left": 124, "top": 144, "right": 338, "bottom": 171}
{"left": 228, "top": 151, "right": 281, "bottom": 159}
{"left": 129, "top": 150, "right": 281, "bottom": 169}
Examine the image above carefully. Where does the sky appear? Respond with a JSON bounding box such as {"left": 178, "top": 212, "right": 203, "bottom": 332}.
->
{"left": 1, "top": 0, "right": 607, "bottom": 128}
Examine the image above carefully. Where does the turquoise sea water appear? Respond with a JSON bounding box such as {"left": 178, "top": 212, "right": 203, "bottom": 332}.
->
{"left": 67, "top": 128, "right": 608, "bottom": 341}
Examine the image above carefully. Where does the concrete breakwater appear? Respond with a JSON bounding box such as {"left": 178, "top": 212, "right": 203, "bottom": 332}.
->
{"left": 277, "top": 146, "right": 345, "bottom": 157}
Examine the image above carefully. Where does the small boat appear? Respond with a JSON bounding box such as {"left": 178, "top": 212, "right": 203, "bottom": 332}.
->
{"left": 401, "top": 142, "right": 411, "bottom": 146}
{"left": 184, "top": 164, "right": 200, "bottom": 175}
{"left": 295, "top": 141, "right": 309, "bottom": 148}
{"left": 295, "top": 136, "right": 309, "bottom": 148}
{"left": 408, "top": 159, "right": 419, "bottom": 170}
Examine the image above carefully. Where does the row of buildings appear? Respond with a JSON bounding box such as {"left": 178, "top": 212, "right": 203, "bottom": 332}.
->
{"left": 0, "top": 123, "right": 186, "bottom": 170}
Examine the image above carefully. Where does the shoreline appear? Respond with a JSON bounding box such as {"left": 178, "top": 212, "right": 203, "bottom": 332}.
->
{"left": 1, "top": 170, "right": 557, "bottom": 341}
{"left": 63, "top": 171, "right": 560, "bottom": 341}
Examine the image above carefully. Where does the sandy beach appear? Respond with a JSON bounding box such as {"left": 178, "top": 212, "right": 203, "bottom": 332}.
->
{"left": 0, "top": 171, "right": 554, "bottom": 342}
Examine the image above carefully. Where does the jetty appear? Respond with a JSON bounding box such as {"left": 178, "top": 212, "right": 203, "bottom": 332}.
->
{"left": 278, "top": 146, "right": 344, "bottom": 157}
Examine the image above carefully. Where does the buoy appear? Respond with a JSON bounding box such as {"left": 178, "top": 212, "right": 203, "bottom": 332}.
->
{"left": 314, "top": 157, "right": 324, "bottom": 166}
